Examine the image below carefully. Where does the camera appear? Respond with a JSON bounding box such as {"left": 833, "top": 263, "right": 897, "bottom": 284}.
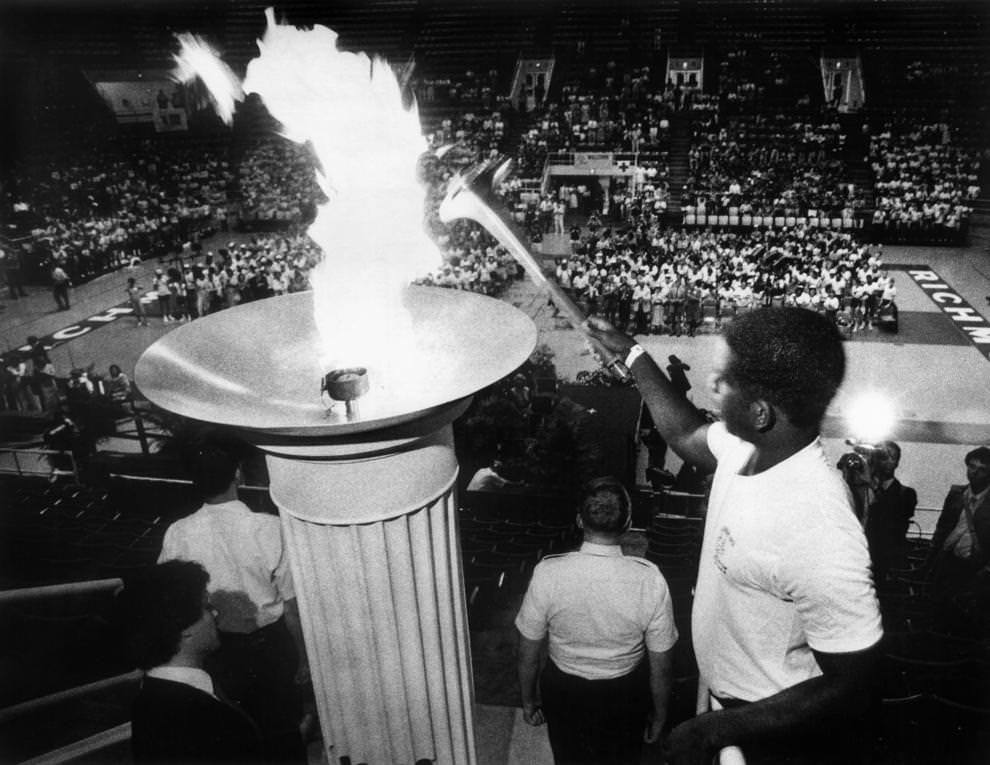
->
{"left": 838, "top": 440, "right": 879, "bottom": 476}
{"left": 838, "top": 451, "right": 866, "bottom": 472}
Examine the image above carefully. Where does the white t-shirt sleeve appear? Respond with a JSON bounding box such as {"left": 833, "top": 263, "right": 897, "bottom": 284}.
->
{"left": 706, "top": 421, "right": 740, "bottom": 462}
{"left": 157, "top": 524, "right": 177, "bottom": 564}
{"left": 778, "top": 521, "right": 882, "bottom": 655}
{"left": 644, "top": 572, "right": 679, "bottom": 653}
{"left": 515, "top": 565, "right": 550, "bottom": 641}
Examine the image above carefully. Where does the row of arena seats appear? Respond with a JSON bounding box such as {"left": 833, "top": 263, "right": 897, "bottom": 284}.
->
{"left": 0, "top": 475, "right": 285, "bottom": 590}
{"left": 875, "top": 628, "right": 990, "bottom": 764}
{"left": 0, "top": 478, "right": 197, "bottom": 589}
{"left": 683, "top": 213, "right": 862, "bottom": 229}
{"left": 458, "top": 504, "right": 580, "bottom": 629}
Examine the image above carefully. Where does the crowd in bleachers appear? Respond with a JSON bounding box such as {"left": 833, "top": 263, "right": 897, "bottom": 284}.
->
{"left": 555, "top": 222, "right": 894, "bottom": 337}
{"left": 413, "top": 67, "right": 507, "bottom": 113}
{"left": 678, "top": 48, "right": 869, "bottom": 221}
{"left": 414, "top": 149, "right": 523, "bottom": 295}
{"left": 236, "top": 139, "right": 325, "bottom": 229}
{"left": 684, "top": 110, "right": 866, "bottom": 220}
{"left": 9, "top": 139, "right": 230, "bottom": 283}
{"left": 424, "top": 109, "right": 507, "bottom": 163}
{"left": 869, "top": 121, "right": 980, "bottom": 243}
{"left": 513, "top": 64, "right": 678, "bottom": 178}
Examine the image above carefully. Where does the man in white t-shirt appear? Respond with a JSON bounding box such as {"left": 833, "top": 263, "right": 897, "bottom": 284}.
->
{"left": 586, "top": 307, "right": 882, "bottom": 765}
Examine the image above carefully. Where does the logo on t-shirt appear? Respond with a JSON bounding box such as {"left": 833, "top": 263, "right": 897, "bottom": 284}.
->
{"left": 713, "top": 526, "right": 735, "bottom": 575}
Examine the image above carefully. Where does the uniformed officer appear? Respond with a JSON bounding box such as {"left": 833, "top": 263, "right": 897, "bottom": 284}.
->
{"left": 515, "top": 477, "right": 677, "bottom": 764}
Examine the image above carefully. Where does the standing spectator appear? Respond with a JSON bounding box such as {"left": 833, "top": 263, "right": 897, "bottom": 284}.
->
{"left": 516, "top": 478, "right": 676, "bottom": 765}
{"left": 158, "top": 431, "right": 308, "bottom": 763}
{"left": 153, "top": 269, "right": 172, "bottom": 323}
{"left": 863, "top": 441, "right": 917, "bottom": 587}
{"left": 127, "top": 278, "right": 149, "bottom": 327}
{"left": 167, "top": 268, "right": 185, "bottom": 322}
{"left": 183, "top": 268, "right": 199, "bottom": 321}
{"left": 665, "top": 355, "right": 692, "bottom": 398}
{"left": 2, "top": 247, "right": 28, "bottom": 299}
{"left": 195, "top": 267, "right": 212, "bottom": 317}
{"left": 926, "top": 446, "right": 990, "bottom": 635}
{"left": 114, "top": 560, "right": 265, "bottom": 764}
{"left": 51, "top": 261, "right": 71, "bottom": 311}
{"left": 586, "top": 308, "right": 882, "bottom": 765}
{"left": 4, "top": 355, "right": 38, "bottom": 411}
{"left": 28, "top": 337, "right": 59, "bottom": 413}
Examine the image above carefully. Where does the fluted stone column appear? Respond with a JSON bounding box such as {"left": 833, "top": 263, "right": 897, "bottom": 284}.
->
{"left": 261, "top": 401, "right": 475, "bottom": 765}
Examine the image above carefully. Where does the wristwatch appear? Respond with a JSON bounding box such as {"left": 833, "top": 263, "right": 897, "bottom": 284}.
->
{"left": 624, "top": 344, "right": 646, "bottom": 368}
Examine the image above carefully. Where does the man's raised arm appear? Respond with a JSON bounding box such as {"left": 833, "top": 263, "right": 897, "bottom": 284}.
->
{"left": 584, "top": 317, "right": 716, "bottom": 472}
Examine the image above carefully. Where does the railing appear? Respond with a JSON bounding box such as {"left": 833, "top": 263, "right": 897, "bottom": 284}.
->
{"left": 0, "top": 576, "right": 138, "bottom": 764}
{"left": 20, "top": 723, "right": 133, "bottom": 765}
{"left": 546, "top": 151, "right": 668, "bottom": 167}
{"left": 0, "top": 577, "right": 122, "bottom": 605}
{"left": 0, "top": 448, "right": 78, "bottom": 482}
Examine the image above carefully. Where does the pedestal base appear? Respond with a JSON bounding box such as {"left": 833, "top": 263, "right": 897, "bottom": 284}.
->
{"left": 265, "top": 412, "right": 475, "bottom": 765}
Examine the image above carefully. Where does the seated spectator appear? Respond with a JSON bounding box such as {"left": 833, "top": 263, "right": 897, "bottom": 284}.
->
{"left": 466, "top": 458, "right": 526, "bottom": 492}
{"left": 869, "top": 122, "right": 979, "bottom": 244}
{"left": 106, "top": 364, "right": 133, "bottom": 404}
{"left": 115, "top": 560, "right": 265, "bottom": 764}
{"left": 926, "top": 446, "right": 990, "bottom": 636}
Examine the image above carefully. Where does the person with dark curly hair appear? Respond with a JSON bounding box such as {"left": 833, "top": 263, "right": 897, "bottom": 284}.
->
{"left": 115, "top": 560, "right": 264, "bottom": 764}
{"left": 585, "top": 307, "right": 882, "bottom": 765}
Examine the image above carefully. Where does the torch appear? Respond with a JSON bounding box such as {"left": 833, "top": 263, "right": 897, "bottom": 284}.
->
{"left": 438, "top": 155, "right": 631, "bottom": 380}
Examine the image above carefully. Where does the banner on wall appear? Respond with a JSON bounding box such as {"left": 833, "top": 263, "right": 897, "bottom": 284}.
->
{"left": 573, "top": 153, "right": 614, "bottom": 173}
{"left": 86, "top": 69, "right": 188, "bottom": 131}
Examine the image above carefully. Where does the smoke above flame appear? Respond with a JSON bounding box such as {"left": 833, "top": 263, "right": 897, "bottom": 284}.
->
{"left": 174, "top": 8, "right": 441, "bottom": 384}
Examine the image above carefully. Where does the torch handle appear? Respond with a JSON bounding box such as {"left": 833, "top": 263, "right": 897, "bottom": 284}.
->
{"left": 473, "top": 200, "right": 586, "bottom": 327}
{"left": 439, "top": 186, "right": 630, "bottom": 381}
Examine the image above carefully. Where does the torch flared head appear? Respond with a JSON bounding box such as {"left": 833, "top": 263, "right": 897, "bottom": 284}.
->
{"left": 135, "top": 286, "right": 536, "bottom": 438}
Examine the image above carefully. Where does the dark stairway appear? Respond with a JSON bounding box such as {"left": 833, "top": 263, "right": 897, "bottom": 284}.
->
{"left": 665, "top": 112, "right": 692, "bottom": 221}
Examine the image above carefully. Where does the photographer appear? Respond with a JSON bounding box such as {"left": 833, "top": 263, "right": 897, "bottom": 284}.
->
{"left": 840, "top": 442, "right": 917, "bottom": 587}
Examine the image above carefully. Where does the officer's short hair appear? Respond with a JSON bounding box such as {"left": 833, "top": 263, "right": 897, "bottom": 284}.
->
{"left": 578, "top": 477, "right": 631, "bottom": 535}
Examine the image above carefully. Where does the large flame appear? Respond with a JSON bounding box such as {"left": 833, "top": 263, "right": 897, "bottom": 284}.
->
{"left": 243, "top": 9, "right": 440, "bottom": 380}
{"left": 174, "top": 8, "right": 442, "bottom": 392}
{"left": 172, "top": 33, "right": 243, "bottom": 125}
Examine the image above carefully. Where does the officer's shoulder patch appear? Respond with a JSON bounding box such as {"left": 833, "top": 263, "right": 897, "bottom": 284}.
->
{"left": 625, "top": 556, "right": 660, "bottom": 570}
